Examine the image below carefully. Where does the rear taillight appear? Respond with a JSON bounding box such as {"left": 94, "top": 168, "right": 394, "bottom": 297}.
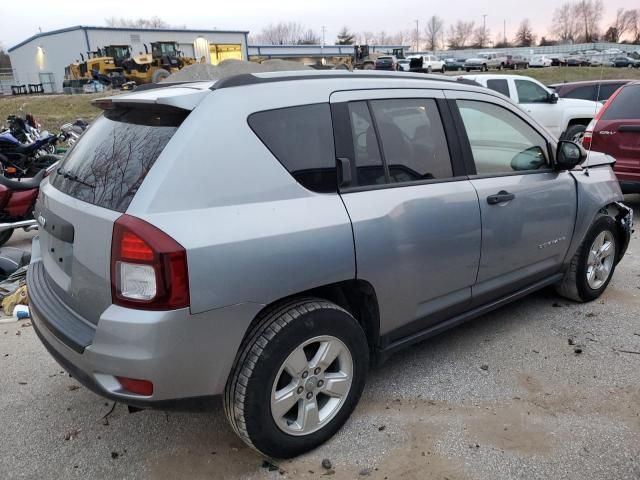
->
{"left": 582, "top": 118, "right": 597, "bottom": 149}
{"left": 111, "top": 214, "right": 189, "bottom": 310}
{"left": 583, "top": 84, "right": 626, "bottom": 150}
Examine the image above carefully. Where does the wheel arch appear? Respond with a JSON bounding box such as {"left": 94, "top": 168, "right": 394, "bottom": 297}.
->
{"left": 245, "top": 279, "right": 381, "bottom": 363}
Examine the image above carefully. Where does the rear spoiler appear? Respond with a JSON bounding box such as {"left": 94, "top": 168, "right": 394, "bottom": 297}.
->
{"left": 92, "top": 83, "right": 212, "bottom": 111}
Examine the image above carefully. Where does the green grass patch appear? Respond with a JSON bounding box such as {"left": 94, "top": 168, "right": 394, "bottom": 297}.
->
{"left": 0, "top": 92, "right": 109, "bottom": 132}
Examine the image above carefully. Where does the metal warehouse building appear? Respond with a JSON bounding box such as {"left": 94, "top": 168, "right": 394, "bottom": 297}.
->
{"left": 8, "top": 25, "right": 249, "bottom": 93}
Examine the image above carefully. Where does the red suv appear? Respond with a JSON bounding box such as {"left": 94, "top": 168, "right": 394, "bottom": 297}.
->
{"left": 583, "top": 81, "right": 640, "bottom": 193}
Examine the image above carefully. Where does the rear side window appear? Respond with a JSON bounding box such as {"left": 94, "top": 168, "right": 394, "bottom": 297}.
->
{"left": 51, "top": 107, "right": 186, "bottom": 212}
{"left": 487, "top": 79, "right": 510, "bottom": 97}
{"left": 369, "top": 99, "right": 453, "bottom": 183}
{"left": 602, "top": 84, "right": 640, "bottom": 120}
{"left": 248, "top": 104, "right": 337, "bottom": 193}
{"left": 597, "top": 83, "right": 626, "bottom": 100}
{"left": 565, "top": 85, "right": 596, "bottom": 101}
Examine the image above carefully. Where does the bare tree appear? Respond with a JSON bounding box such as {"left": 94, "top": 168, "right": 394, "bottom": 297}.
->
{"left": 299, "top": 29, "right": 321, "bottom": 45}
{"left": 424, "top": 16, "right": 444, "bottom": 51}
{"left": 376, "top": 31, "right": 390, "bottom": 45}
{"left": 514, "top": 19, "right": 537, "bottom": 46}
{"left": 575, "top": 0, "right": 604, "bottom": 42}
{"left": 604, "top": 9, "right": 634, "bottom": 42}
{"left": 253, "top": 22, "right": 306, "bottom": 45}
{"left": 104, "top": 16, "right": 185, "bottom": 29}
{"left": 472, "top": 25, "right": 491, "bottom": 48}
{"left": 630, "top": 10, "right": 640, "bottom": 43}
{"left": 0, "top": 45, "right": 11, "bottom": 69}
{"left": 550, "top": 3, "right": 579, "bottom": 42}
{"left": 447, "top": 20, "right": 475, "bottom": 49}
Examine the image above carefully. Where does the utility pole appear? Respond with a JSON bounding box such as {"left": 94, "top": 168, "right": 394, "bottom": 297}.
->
{"left": 415, "top": 19, "right": 419, "bottom": 52}
{"left": 482, "top": 14, "right": 488, "bottom": 48}
{"left": 321, "top": 25, "right": 326, "bottom": 59}
{"left": 503, "top": 20, "right": 506, "bottom": 45}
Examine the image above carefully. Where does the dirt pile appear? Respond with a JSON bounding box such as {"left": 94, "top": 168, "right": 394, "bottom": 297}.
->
{"left": 162, "top": 59, "right": 312, "bottom": 83}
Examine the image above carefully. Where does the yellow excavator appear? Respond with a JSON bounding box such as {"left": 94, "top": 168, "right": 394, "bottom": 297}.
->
{"left": 121, "top": 41, "right": 196, "bottom": 84}
{"left": 63, "top": 47, "right": 127, "bottom": 90}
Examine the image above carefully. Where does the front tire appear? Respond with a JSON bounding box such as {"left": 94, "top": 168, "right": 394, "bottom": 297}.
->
{"left": 556, "top": 216, "right": 618, "bottom": 302}
{"left": 562, "top": 124, "right": 587, "bottom": 143}
{"left": 0, "top": 229, "right": 14, "bottom": 247}
{"left": 224, "top": 298, "right": 369, "bottom": 458}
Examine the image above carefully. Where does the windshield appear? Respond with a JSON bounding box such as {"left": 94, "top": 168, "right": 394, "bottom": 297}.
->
{"left": 153, "top": 43, "right": 178, "bottom": 57}
{"left": 51, "top": 107, "right": 187, "bottom": 212}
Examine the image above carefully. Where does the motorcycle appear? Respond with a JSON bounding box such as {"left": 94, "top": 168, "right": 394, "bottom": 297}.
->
{"left": 59, "top": 118, "right": 88, "bottom": 147}
{"left": 0, "top": 162, "right": 55, "bottom": 247}
{"left": 0, "top": 132, "right": 60, "bottom": 178}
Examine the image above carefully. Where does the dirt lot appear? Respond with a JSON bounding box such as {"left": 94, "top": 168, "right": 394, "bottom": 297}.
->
{"left": 0, "top": 195, "right": 639, "bottom": 480}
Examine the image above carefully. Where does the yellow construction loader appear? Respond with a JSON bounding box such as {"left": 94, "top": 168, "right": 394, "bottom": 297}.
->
{"left": 121, "top": 41, "right": 196, "bottom": 84}
{"left": 63, "top": 47, "right": 127, "bottom": 90}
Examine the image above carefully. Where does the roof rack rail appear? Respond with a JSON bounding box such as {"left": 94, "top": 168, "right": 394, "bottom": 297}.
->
{"left": 211, "top": 72, "right": 483, "bottom": 90}
{"left": 128, "top": 81, "right": 208, "bottom": 92}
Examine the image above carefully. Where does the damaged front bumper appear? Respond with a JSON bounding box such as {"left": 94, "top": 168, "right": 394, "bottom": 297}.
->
{"left": 615, "top": 201, "right": 633, "bottom": 263}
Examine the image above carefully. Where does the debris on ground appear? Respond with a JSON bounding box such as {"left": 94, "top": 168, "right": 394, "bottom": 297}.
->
{"left": 261, "top": 460, "right": 279, "bottom": 472}
{"left": 378, "top": 425, "right": 386, "bottom": 431}
{"left": 110, "top": 451, "right": 119, "bottom": 459}
{"left": 568, "top": 338, "right": 576, "bottom": 345}
{"left": 359, "top": 468, "right": 372, "bottom": 476}
{"left": 321, "top": 458, "right": 333, "bottom": 470}
{"left": 480, "top": 364, "right": 489, "bottom": 371}
{"left": 67, "top": 385, "right": 80, "bottom": 391}
{"left": 574, "top": 346, "right": 583, "bottom": 354}
{"left": 64, "top": 429, "right": 80, "bottom": 440}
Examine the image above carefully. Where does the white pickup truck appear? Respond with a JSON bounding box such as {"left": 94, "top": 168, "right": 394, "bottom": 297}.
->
{"left": 463, "top": 74, "right": 601, "bottom": 140}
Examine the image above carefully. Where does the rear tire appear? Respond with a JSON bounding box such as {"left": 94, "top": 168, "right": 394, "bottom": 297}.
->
{"left": 224, "top": 298, "right": 369, "bottom": 458}
{"left": 556, "top": 216, "right": 618, "bottom": 302}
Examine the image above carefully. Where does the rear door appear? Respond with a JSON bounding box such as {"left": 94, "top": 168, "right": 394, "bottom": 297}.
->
{"left": 593, "top": 83, "right": 640, "bottom": 185}
{"left": 445, "top": 90, "right": 577, "bottom": 305}
{"left": 330, "top": 89, "right": 482, "bottom": 342}
{"left": 35, "top": 106, "right": 187, "bottom": 325}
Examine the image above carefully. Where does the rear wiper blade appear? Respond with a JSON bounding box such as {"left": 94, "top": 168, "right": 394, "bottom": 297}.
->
{"left": 56, "top": 167, "right": 95, "bottom": 189}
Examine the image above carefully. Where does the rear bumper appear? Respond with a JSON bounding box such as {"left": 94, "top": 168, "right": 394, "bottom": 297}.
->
{"left": 28, "top": 256, "right": 264, "bottom": 407}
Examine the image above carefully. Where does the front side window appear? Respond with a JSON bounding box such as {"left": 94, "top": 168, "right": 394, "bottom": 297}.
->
{"left": 457, "top": 100, "right": 548, "bottom": 175}
{"left": 249, "top": 104, "right": 337, "bottom": 193}
{"left": 515, "top": 79, "right": 550, "bottom": 103}
{"left": 369, "top": 99, "right": 453, "bottom": 183}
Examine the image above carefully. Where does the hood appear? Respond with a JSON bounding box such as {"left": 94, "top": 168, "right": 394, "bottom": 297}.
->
{"left": 557, "top": 97, "right": 602, "bottom": 113}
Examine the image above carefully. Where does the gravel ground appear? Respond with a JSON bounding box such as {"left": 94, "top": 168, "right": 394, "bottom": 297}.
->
{"left": 1, "top": 196, "right": 639, "bottom": 480}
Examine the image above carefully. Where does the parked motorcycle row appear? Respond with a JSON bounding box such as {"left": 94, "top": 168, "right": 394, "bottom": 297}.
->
{"left": 0, "top": 113, "right": 88, "bottom": 247}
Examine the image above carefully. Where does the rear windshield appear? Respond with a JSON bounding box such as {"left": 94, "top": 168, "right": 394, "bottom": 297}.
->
{"left": 51, "top": 107, "right": 186, "bottom": 212}
{"left": 602, "top": 84, "right": 640, "bottom": 120}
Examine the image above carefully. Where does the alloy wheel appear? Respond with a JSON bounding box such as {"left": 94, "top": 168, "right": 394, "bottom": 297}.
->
{"left": 270, "top": 335, "right": 353, "bottom": 436}
{"left": 586, "top": 231, "right": 615, "bottom": 290}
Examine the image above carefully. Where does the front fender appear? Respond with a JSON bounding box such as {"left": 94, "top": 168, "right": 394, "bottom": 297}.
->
{"left": 564, "top": 164, "right": 624, "bottom": 265}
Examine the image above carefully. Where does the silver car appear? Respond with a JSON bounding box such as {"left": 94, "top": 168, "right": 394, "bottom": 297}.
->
{"left": 29, "top": 71, "right": 632, "bottom": 458}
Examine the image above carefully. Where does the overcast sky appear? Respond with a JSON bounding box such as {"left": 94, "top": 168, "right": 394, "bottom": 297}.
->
{"left": 0, "top": 0, "right": 634, "bottom": 49}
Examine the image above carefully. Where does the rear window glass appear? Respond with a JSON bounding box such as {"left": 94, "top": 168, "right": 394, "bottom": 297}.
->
{"left": 565, "top": 85, "right": 596, "bottom": 101}
{"left": 248, "top": 104, "right": 337, "bottom": 193}
{"left": 603, "top": 85, "right": 640, "bottom": 120}
{"left": 51, "top": 107, "right": 186, "bottom": 212}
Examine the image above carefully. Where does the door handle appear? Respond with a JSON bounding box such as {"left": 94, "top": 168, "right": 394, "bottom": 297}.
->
{"left": 487, "top": 190, "right": 515, "bottom": 205}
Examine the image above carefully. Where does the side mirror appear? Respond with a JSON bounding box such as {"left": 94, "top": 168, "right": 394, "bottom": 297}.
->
{"left": 548, "top": 92, "right": 559, "bottom": 104}
{"left": 556, "top": 140, "right": 586, "bottom": 170}
{"left": 511, "top": 147, "right": 546, "bottom": 171}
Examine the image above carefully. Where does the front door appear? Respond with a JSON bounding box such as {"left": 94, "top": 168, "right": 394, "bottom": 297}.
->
{"left": 330, "top": 89, "right": 482, "bottom": 342}
{"left": 449, "top": 92, "right": 577, "bottom": 305}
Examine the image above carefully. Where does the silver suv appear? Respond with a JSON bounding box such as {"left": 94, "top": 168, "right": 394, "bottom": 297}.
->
{"left": 29, "top": 71, "right": 632, "bottom": 458}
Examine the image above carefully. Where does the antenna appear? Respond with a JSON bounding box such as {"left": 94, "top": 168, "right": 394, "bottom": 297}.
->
{"left": 582, "top": 52, "right": 606, "bottom": 177}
